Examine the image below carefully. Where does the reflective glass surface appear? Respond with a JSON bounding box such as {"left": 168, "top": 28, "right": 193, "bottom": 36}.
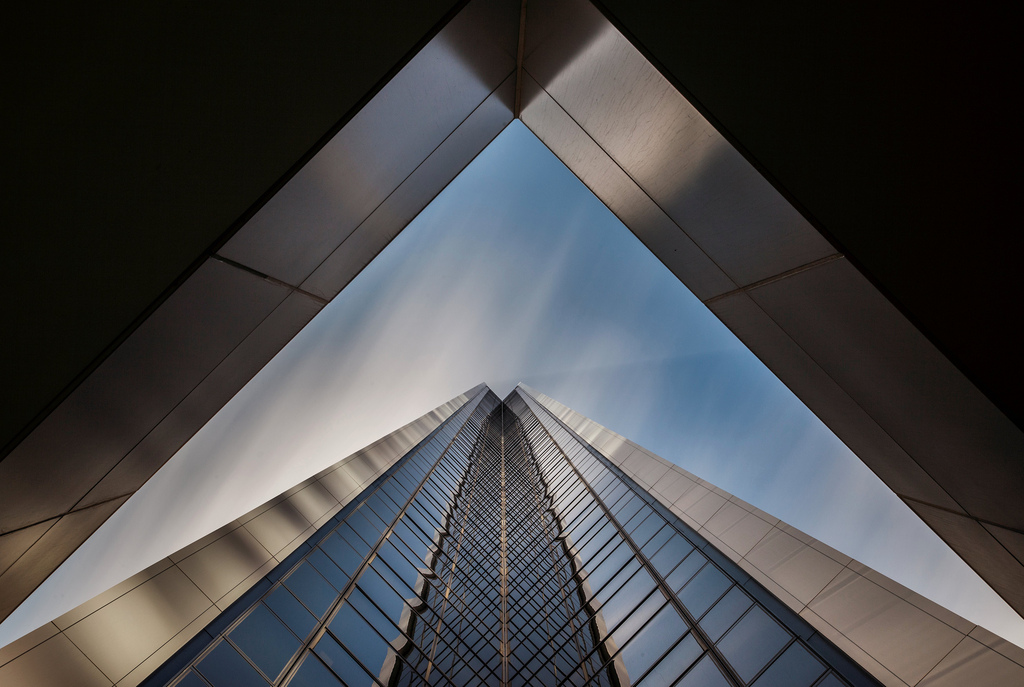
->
{"left": 158, "top": 388, "right": 875, "bottom": 687}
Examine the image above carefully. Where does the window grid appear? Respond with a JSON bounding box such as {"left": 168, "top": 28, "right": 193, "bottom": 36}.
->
{"left": 160, "top": 389, "right": 877, "bottom": 687}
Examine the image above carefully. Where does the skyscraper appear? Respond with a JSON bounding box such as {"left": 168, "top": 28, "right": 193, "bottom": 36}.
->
{"left": 5, "top": 385, "right": 1011, "bottom": 686}
{"left": 146, "top": 385, "right": 876, "bottom": 687}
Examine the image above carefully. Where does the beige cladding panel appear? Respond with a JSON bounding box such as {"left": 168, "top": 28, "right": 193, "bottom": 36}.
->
{"left": 744, "top": 529, "right": 844, "bottom": 606}
{"left": 343, "top": 448, "right": 395, "bottom": 486}
{"left": 0, "top": 634, "right": 112, "bottom": 687}
{"left": 627, "top": 453, "right": 673, "bottom": 488}
{"left": 519, "top": 75, "right": 735, "bottom": 301}
{"left": 710, "top": 509, "right": 774, "bottom": 558}
{"left": 78, "top": 292, "right": 325, "bottom": 510}
{"left": 748, "top": 258, "right": 1024, "bottom": 528}
{"left": 63, "top": 567, "right": 211, "bottom": 683}
{"left": 118, "top": 606, "right": 222, "bottom": 687}
{"left": 0, "top": 623, "right": 58, "bottom": 669}
{"left": 318, "top": 464, "right": 364, "bottom": 503}
{"left": 54, "top": 559, "right": 175, "bottom": 631}
{"left": 654, "top": 471, "right": 699, "bottom": 504}
{"left": 286, "top": 482, "right": 340, "bottom": 526}
{"left": 218, "top": 0, "right": 518, "bottom": 285}
{"left": 706, "top": 291, "right": 963, "bottom": 512}
{"left": 243, "top": 492, "right": 314, "bottom": 558}
{"left": 918, "top": 636, "right": 1024, "bottom": 686}
{"left": 302, "top": 76, "right": 514, "bottom": 300}
{"left": 807, "top": 569, "right": 964, "bottom": 685}
{"left": 522, "top": 0, "right": 1024, "bottom": 618}
{"left": 983, "top": 522, "right": 1024, "bottom": 565}
{"left": 906, "top": 500, "right": 1024, "bottom": 613}
{"left": 799, "top": 607, "right": 907, "bottom": 687}
{"left": 682, "top": 489, "right": 727, "bottom": 526}
{"left": 0, "top": 260, "right": 290, "bottom": 534}
{"left": 176, "top": 527, "right": 273, "bottom": 603}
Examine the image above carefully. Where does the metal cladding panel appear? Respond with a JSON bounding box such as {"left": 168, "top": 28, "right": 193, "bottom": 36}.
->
{"left": 0, "top": 259, "right": 290, "bottom": 535}
{"left": 0, "top": 634, "right": 112, "bottom": 687}
{"left": 0, "top": 497, "right": 129, "bottom": 623}
{"left": 78, "top": 291, "right": 325, "bottom": 510}
{"left": 52, "top": 559, "right": 176, "bottom": 632}
{"left": 303, "top": 74, "right": 516, "bottom": 300}
{"left": 904, "top": 501, "right": 1024, "bottom": 615}
{"left": 808, "top": 569, "right": 964, "bottom": 686}
{"left": 62, "top": 566, "right": 212, "bottom": 684}
{"left": 918, "top": 636, "right": 1024, "bottom": 686}
{"left": 523, "top": 0, "right": 835, "bottom": 289}
{"left": 745, "top": 258, "right": 1024, "bottom": 530}
{"left": 983, "top": 523, "right": 1024, "bottom": 565}
{"left": 219, "top": 0, "right": 520, "bottom": 286}
{"left": 706, "top": 289, "right": 963, "bottom": 512}
{"left": 0, "top": 520, "right": 55, "bottom": 578}
{"left": 519, "top": 73, "right": 735, "bottom": 300}
{"left": 174, "top": 526, "right": 274, "bottom": 604}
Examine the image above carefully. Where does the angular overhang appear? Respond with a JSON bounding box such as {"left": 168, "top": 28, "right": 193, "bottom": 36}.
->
{"left": 1, "top": 0, "right": 1021, "bottom": 630}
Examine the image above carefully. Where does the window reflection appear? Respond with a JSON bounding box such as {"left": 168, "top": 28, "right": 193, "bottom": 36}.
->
{"left": 161, "top": 392, "right": 872, "bottom": 687}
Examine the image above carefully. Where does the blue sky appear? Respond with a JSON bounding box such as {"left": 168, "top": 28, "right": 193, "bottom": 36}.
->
{"left": 3, "top": 120, "right": 1021, "bottom": 648}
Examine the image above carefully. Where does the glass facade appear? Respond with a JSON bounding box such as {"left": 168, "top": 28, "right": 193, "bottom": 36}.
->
{"left": 147, "top": 388, "right": 878, "bottom": 687}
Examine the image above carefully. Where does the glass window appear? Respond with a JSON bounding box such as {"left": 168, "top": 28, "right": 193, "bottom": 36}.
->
{"left": 650, "top": 536, "right": 694, "bottom": 577}
{"left": 348, "top": 587, "right": 403, "bottom": 646}
{"left": 599, "top": 569, "right": 657, "bottom": 632}
{"left": 717, "top": 607, "right": 790, "bottom": 683}
{"left": 678, "top": 563, "right": 730, "bottom": 618}
{"left": 589, "top": 554, "right": 641, "bottom": 605}
{"left": 665, "top": 551, "right": 705, "bottom": 592}
{"left": 287, "top": 653, "right": 344, "bottom": 687}
{"left": 229, "top": 604, "right": 300, "bottom": 682}
{"left": 577, "top": 521, "right": 616, "bottom": 560}
{"left": 640, "top": 525, "right": 674, "bottom": 559}
{"left": 637, "top": 633, "right": 702, "bottom": 686}
{"left": 629, "top": 514, "right": 664, "bottom": 549}
{"left": 699, "top": 586, "right": 752, "bottom": 642}
{"left": 325, "top": 527, "right": 370, "bottom": 573}
{"left": 284, "top": 561, "right": 338, "bottom": 619}
{"left": 347, "top": 511, "right": 383, "bottom": 547}
{"left": 751, "top": 642, "right": 825, "bottom": 687}
{"left": 375, "top": 541, "right": 419, "bottom": 594}
{"left": 611, "top": 591, "right": 666, "bottom": 648}
{"left": 308, "top": 548, "right": 349, "bottom": 591}
{"left": 265, "top": 585, "right": 318, "bottom": 640}
{"left": 616, "top": 604, "right": 686, "bottom": 680}
{"left": 364, "top": 491, "right": 399, "bottom": 523}
{"left": 314, "top": 633, "right": 375, "bottom": 687}
{"left": 196, "top": 641, "right": 268, "bottom": 687}
{"left": 584, "top": 541, "right": 633, "bottom": 595}
{"left": 676, "top": 654, "right": 730, "bottom": 687}
{"left": 615, "top": 496, "right": 644, "bottom": 524}
{"left": 174, "top": 672, "right": 211, "bottom": 687}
